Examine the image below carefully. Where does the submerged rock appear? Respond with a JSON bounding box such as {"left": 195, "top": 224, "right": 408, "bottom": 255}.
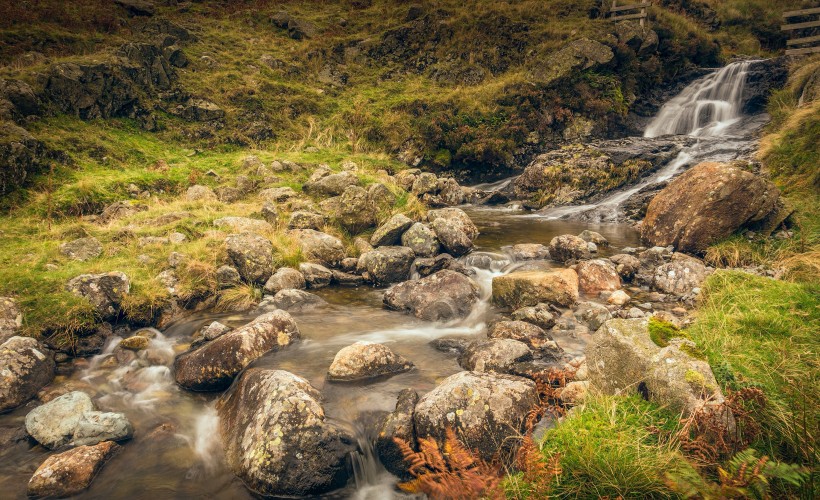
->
{"left": 492, "top": 269, "right": 579, "bottom": 309}
{"left": 174, "top": 311, "right": 300, "bottom": 391}
{"left": 383, "top": 270, "right": 480, "bottom": 321}
{"left": 217, "top": 368, "right": 355, "bottom": 496}
{"left": 327, "top": 342, "right": 414, "bottom": 381}
{"left": 0, "top": 336, "right": 55, "bottom": 413}
{"left": 27, "top": 441, "right": 120, "bottom": 498}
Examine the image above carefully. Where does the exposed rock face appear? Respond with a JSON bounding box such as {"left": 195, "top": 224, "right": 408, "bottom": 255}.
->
{"left": 383, "top": 270, "right": 480, "bottom": 321}
{"left": 376, "top": 389, "right": 418, "bottom": 480}
{"left": 290, "top": 229, "right": 345, "bottom": 266}
{"left": 370, "top": 214, "right": 414, "bottom": 247}
{"left": 174, "top": 311, "right": 300, "bottom": 391}
{"left": 27, "top": 441, "right": 120, "bottom": 498}
{"left": 742, "top": 58, "right": 789, "bottom": 114}
{"left": 401, "top": 223, "right": 440, "bottom": 257}
{"left": 492, "top": 269, "right": 579, "bottom": 309}
{"left": 413, "top": 371, "right": 538, "bottom": 462}
{"left": 327, "top": 342, "right": 414, "bottom": 381}
{"left": 59, "top": 237, "right": 103, "bottom": 261}
{"left": 214, "top": 216, "right": 273, "bottom": 234}
{"left": 66, "top": 272, "right": 130, "bottom": 319}
{"left": 458, "top": 339, "right": 533, "bottom": 373}
{"left": 217, "top": 368, "right": 355, "bottom": 497}
{"left": 266, "top": 289, "right": 328, "bottom": 312}
{"left": 576, "top": 259, "right": 621, "bottom": 295}
{"left": 0, "top": 123, "right": 53, "bottom": 196}
{"left": 653, "top": 253, "right": 709, "bottom": 297}
{"left": 0, "top": 337, "right": 55, "bottom": 413}
{"left": 488, "top": 321, "right": 554, "bottom": 353}
{"left": 0, "top": 297, "right": 23, "bottom": 344}
{"left": 225, "top": 233, "right": 274, "bottom": 284}
{"left": 535, "top": 38, "right": 614, "bottom": 82}
{"left": 642, "top": 162, "right": 782, "bottom": 254}
{"left": 548, "top": 234, "right": 591, "bottom": 263}
{"left": 357, "top": 246, "right": 415, "bottom": 285}
{"left": 263, "top": 267, "right": 306, "bottom": 295}
{"left": 587, "top": 318, "right": 726, "bottom": 417}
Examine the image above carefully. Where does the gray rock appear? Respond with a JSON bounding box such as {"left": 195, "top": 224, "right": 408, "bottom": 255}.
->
{"left": 573, "top": 301, "right": 612, "bottom": 331}
{"left": 214, "top": 217, "right": 273, "bottom": 233}
{"left": 400, "top": 223, "right": 440, "bottom": 257}
{"left": 216, "top": 265, "right": 241, "bottom": 289}
{"left": 186, "top": 185, "right": 217, "bottom": 202}
{"left": 290, "top": 229, "right": 345, "bottom": 266}
{"left": 548, "top": 234, "right": 591, "bottom": 263}
{"left": 331, "top": 270, "right": 364, "bottom": 286}
{"left": 225, "top": 233, "right": 273, "bottom": 284}
{"left": 610, "top": 254, "right": 641, "bottom": 280}
{"left": 304, "top": 171, "right": 358, "bottom": 197}
{"left": 508, "top": 243, "right": 550, "bottom": 261}
{"left": 370, "top": 214, "right": 413, "bottom": 247}
{"left": 287, "top": 210, "right": 326, "bottom": 230}
{"left": 26, "top": 391, "right": 95, "bottom": 449}
{"left": 458, "top": 339, "right": 533, "bottom": 373}
{"left": 327, "top": 342, "right": 414, "bottom": 381}
{"left": 430, "top": 217, "right": 473, "bottom": 256}
{"left": 358, "top": 246, "right": 415, "bottom": 285}
{"left": 299, "top": 262, "right": 333, "bottom": 288}
{"left": 66, "top": 272, "right": 130, "bottom": 319}
{"left": 263, "top": 267, "right": 306, "bottom": 295}
{"left": 411, "top": 172, "right": 438, "bottom": 195}
{"left": 267, "top": 289, "right": 328, "bottom": 312}
{"left": 492, "top": 269, "right": 579, "bottom": 309}
{"left": 321, "top": 186, "right": 377, "bottom": 233}
{"left": 375, "top": 389, "right": 418, "bottom": 480}
{"left": 511, "top": 303, "right": 556, "bottom": 330}
{"left": 578, "top": 230, "right": 609, "bottom": 246}
{"left": 59, "top": 237, "right": 102, "bottom": 261}
{"left": 200, "top": 321, "right": 231, "bottom": 341}
{"left": 0, "top": 297, "right": 23, "bottom": 344}
{"left": 72, "top": 411, "right": 133, "bottom": 446}
{"left": 259, "top": 187, "right": 298, "bottom": 203}
{"left": 653, "top": 254, "right": 709, "bottom": 297}
{"left": 0, "top": 337, "right": 54, "bottom": 412}
{"left": 383, "top": 270, "right": 480, "bottom": 321}
{"left": 488, "top": 321, "right": 556, "bottom": 354}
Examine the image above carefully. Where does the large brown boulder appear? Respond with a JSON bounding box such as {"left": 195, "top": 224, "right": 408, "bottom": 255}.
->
{"left": 0, "top": 337, "right": 55, "bottom": 412}
{"left": 27, "top": 441, "right": 120, "bottom": 498}
{"left": 642, "top": 162, "right": 782, "bottom": 254}
{"left": 492, "top": 269, "right": 579, "bottom": 309}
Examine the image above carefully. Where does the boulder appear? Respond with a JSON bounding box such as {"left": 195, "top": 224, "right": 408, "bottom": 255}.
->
{"left": 587, "top": 318, "right": 727, "bottom": 417}
{"left": 178, "top": 98, "right": 224, "bottom": 121}
{"left": 72, "top": 411, "right": 134, "bottom": 446}
{"left": 263, "top": 267, "right": 306, "bottom": 295}
{"left": 267, "top": 289, "right": 327, "bottom": 312}
{"left": 259, "top": 186, "right": 298, "bottom": 203}
{"left": 427, "top": 208, "right": 479, "bottom": 239}
{"left": 225, "top": 233, "right": 273, "bottom": 284}
{"left": 576, "top": 259, "right": 621, "bottom": 295}
{"left": 174, "top": 311, "right": 300, "bottom": 391}
{"left": 653, "top": 253, "right": 709, "bottom": 297}
{"left": 0, "top": 337, "right": 55, "bottom": 412}
{"left": 610, "top": 254, "right": 641, "bottom": 280}
{"left": 217, "top": 369, "right": 355, "bottom": 496}
{"left": 508, "top": 243, "right": 550, "bottom": 261}
{"left": 332, "top": 270, "right": 365, "bottom": 286}
{"left": 66, "top": 272, "right": 130, "bottom": 319}
{"left": 98, "top": 200, "right": 147, "bottom": 224}
{"left": 287, "top": 211, "right": 326, "bottom": 230}
{"left": 400, "top": 223, "right": 440, "bottom": 257}
{"left": 322, "top": 186, "right": 377, "bottom": 233}
{"left": 536, "top": 38, "right": 614, "bottom": 83}
{"left": 299, "top": 262, "right": 333, "bottom": 288}
{"left": 186, "top": 185, "right": 217, "bottom": 202}
{"left": 367, "top": 182, "right": 396, "bottom": 209}
{"left": 370, "top": 214, "right": 413, "bottom": 247}
{"left": 327, "top": 342, "right": 414, "bottom": 381}
{"left": 216, "top": 265, "right": 241, "bottom": 289}
{"left": 27, "top": 441, "right": 120, "bottom": 498}
{"left": 290, "top": 229, "right": 345, "bottom": 266}
{"left": 59, "top": 237, "right": 103, "bottom": 261}
{"left": 383, "top": 270, "right": 480, "bottom": 321}
{"left": 548, "top": 234, "right": 591, "bottom": 263}
{"left": 411, "top": 172, "right": 438, "bottom": 195}
{"left": 492, "top": 269, "right": 579, "bottom": 309}
{"left": 511, "top": 303, "right": 556, "bottom": 330}
{"left": 458, "top": 339, "right": 533, "bottom": 373}
{"left": 0, "top": 297, "right": 23, "bottom": 344}
{"left": 642, "top": 162, "right": 782, "bottom": 254}
{"left": 376, "top": 389, "right": 419, "bottom": 480}
{"left": 430, "top": 217, "right": 473, "bottom": 256}
{"left": 357, "top": 246, "right": 415, "bottom": 285}
{"left": 608, "top": 290, "right": 631, "bottom": 306}
{"left": 414, "top": 371, "right": 538, "bottom": 462}
{"left": 214, "top": 216, "right": 273, "bottom": 234}
{"left": 488, "top": 321, "right": 555, "bottom": 353}
{"left": 573, "top": 301, "right": 612, "bottom": 331}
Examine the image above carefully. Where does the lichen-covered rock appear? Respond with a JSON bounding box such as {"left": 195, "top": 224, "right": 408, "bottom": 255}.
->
{"left": 265, "top": 289, "right": 327, "bottom": 312}
{"left": 358, "top": 246, "right": 415, "bottom": 285}
{"left": 413, "top": 371, "right": 538, "bottom": 462}
{"left": 27, "top": 441, "right": 120, "bottom": 498}
{"left": 263, "top": 267, "right": 306, "bottom": 295}
{"left": 290, "top": 229, "right": 345, "bottom": 266}
{"left": 59, "top": 237, "right": 103, "bottom": 261}
{"left": 287, "top": 210, "right": 326, "bottom": 230}
{"left": 225, "top": 233, "right": 273, "bottom": 285}
{"left": 299, "top": 262, "right": 333, "bottom": 288}
{"left": 488, "top": 321, "right": 555, "bottom": 353}
{"left": 383, "top": 270, "right": 480, "bottom": 321}
{"left": 216, "top": 265, "right": 241, "bottom": 289}
{"left": 492, "top": 269, "right": 578, "bottom": 309}
{"left": 642, "top": 162, "right": 782, "bottom": 253}
{"left": 610, "top": 254, "right": 641, "bottom": 280}
{"left": 0, "top": 336, "right": 54, "bottom": 412}
{"left": 321, "top": 186, "right": 377, "bottom": 233}
{"left": 259, "top": 186, "right": 298, "bottom": 203}
{"left": 573, "top": 301, "right": 612, "bottom": 331}
{"left": 217, "top": 368, "right": 355, "bottom": 496}
{"left": 507, "top": 243, "right": 550, "bottom": 261}
{"left": 401, "top": 222, "right": 440, "bottom": 257}
{"left": 427, "top": 208, "right": 478, "bottom": 257}
{"left": 548, "top": 234, "right": 591, "bottom": 263}
{"left": 214, "top": 216, "right": 273, "bottom": 234}
{"left": 186, "top": 184, "right": 217, "bottom": 202}
{"left": 370, "top": 214, "right": 413, "bottom": 247}
{"left": 653, "top": 253, "right": 710, "bottom": 297}
{"left": 174, "top": 311, "right": 300, "bottom": 391}
{"left": 458, "top": 339, "right": 533, "bottom": 373}
{"left": 0, "top": 297, "right": 23, "bottom": 344}
{"left": 576, "top": 259, "right": 621, "bottom": 295}
{"left": 327, "top": 342, "right": 414, "bottom": 381}
{"left": 304, "top": 170, "right": 358, "bottom": 197}
{"left": 72, "top": 411, "right": 134, "bottom": 446}
{"left": 376, "top": 389, "right": 418, "bottom": 480}
{"left": 66, "top": 272, "right": 130, "bottom": 319}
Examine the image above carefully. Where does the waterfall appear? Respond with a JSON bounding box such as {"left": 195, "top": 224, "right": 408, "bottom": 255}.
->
{"left": 644, "top": 61, "right": 751, "bottom": 138}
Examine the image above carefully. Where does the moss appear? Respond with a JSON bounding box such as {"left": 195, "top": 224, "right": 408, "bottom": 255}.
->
{"left": 647, "top": 317, "right": 684, "bottom": 347}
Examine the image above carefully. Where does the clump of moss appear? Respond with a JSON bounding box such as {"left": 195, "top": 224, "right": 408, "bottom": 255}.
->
{"left": 648, "top": 317, "right": 684, "bottom": 347}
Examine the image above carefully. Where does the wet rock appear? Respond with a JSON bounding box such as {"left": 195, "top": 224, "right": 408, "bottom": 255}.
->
{"left": 376, "top": 389, "right": 419, "bottom": 480}
{"left": 0, "top": 337, "right": 55, "bottom": 412}
{"left": 174, "top": 311, "right": 300, "bottom": 391}
{"left": 578, "top": 230, "right": 609, "bottom": 246}
{"left": 548, "top": 234, "right": 591, "bottom": 263}
{"left": 508, "top": 243, "right": 550, "bottom": 261}
{"left": 414, "top": 371, "right": 538, "bottom": 462}
{"left": 59, "top": 237, "right": 103, "bottom": 261}
{"left": 573, "top": 301, "right": 612, "bottom": 331}
{"left": 607, "top": 289, "right": 631, "bottom": 306}
{"left": 429, "top": 338, "right": 470, "bottom": 354}
{"left": 0, "top": 297, "right": 23, "bottom": 344}
{"left": 225, "top": 233, "right": 273, "bottom": 284}
{"left": 610, "top": 254, "right": 641, "bottom": 280}
{"left": 331, "top": 270, "right": 364, "bottom": 286}
{"left": 186, "top": 185, "right": 217, "bottom": 202}
{"left": 72, "top": 411, "right": 134, "bottom": 446}
{"left": 511, "top": 303, "right": 556, "bottom": 330}
{"left": 489, "top": 321, "right": 555, "bottom": 354}
{"left": 642, "top": 162, "right": 782, "bottom": 254}
{"left": 214, "top": 216, "right": 273, "bottom": 234}
{"left": 287, "top": 211, "right": 326, "bottom": 230}
{"left": 27, "top": 441, "right": 120, "bottom": 498}
{"left": 358, "top": 246, "right": 415, "bottom": 285}
{"left": 536, "top": 38, "right": 613, "bottom": 82}
{"left": 653, "top": 253, "right": 709, "bottom": 297}
{"left": 267, "top": 289, "right": 328, "bottom": 312}
{"left": 299, "top": 262, "right": 333, "bottom": 288}
{"left": 66, "top": 272, "right": 130, "bottom": 319}
{"left": 200, "top": 321, "right": 231, "bottom": 341}
{"left": 217, "top": 368, "right": 355, "bottom": 496}
{"left": 290, "top": 229, "right": 345, "bottom": 266}
{"left": 327, "top": 342, "right": 414, "bottom": 381}
{"left": 459, "top": 339, "right": 533, "bottom": 373}
{"left": 383, "top": 270, "right": 480, "bottom": 321}
{"left": 492, "top": 269, "right": 579, "bottom": 309}
{"left": 400, "top": 222, "right": 440, "bottom": 257}
{"left": 587, "top": 318, "right": 727, "bottom": 418}
{"left": 216, "top": 265, "right": 241, "bottom": 289}
{"left": 576, "top": 259, "right": 621, "bottom": 295}
{"left": 370, "top": 214, "right": 413, "bottom": 247}
{"left": 263, "top": 267, "right": 306, "bottom": 295}
{"left": 119, "top": 336, "right": 149, "bottom": 351}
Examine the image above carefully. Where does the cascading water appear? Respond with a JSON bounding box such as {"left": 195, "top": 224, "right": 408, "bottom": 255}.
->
{"left": 537, "top": 60, "right": 761, "bottom": 222}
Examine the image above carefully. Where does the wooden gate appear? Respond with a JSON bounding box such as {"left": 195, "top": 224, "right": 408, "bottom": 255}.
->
{"left": 782, "top": 7, "right": 820, "bottom": 56}
{"left": 610, "top": 1, "right": 650, "bottom": 27}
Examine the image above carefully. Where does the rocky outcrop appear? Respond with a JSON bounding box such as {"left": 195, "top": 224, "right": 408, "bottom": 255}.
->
{"left": 28, "top": 441, "right": 120, "bottom": 498}
{"left": 217, "top": 368, "right": 355, "bottom": 496}
{"left": 414, "top": 371, "right": 538, "bottom": 462}
{"left": 0, "top": 122, "right": 53, "bottom": 196}
{"left": 458, "top": 339, "right": 533, "bottom": 373}
{"left": 66, "top": 272, "right": 130, "bottom": 319}
{"left": 225, "top": 233, "right": 273, "bottom": 284}
{"left": 290, "top": 229, "right": 345, "bottom": 266}
{"left": 327, "top": 342, "right": 414, "bottom": 381}
{"left": 357, "top": 246, "right": 415, "bottom": 285}
{"left": 742, "top": 58, "right": 789, "bottom": 114}
{"left": 0, "top": 337, "right": 54, "bottom": 413}
{"left": 533, "top": 38, "right": 613, "bottom": 83}
{"left": 642, "top": 162, "right": 783, "bottom": 254}
{"left": 383, "top": 270, "right": 480, "bottom": 321}
{"left": 174, "top": 311, "right": 300, "bottom": 391}
{"left": 492, "top": 269, "right": 579, "bottom": 309}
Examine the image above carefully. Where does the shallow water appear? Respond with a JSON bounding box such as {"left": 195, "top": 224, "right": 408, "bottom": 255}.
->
{"left": 0, "top": 208, "right": 640, "bottom": 499}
